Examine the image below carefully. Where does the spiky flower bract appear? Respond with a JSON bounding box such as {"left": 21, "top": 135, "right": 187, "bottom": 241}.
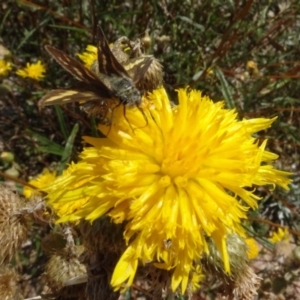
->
{"left": 45, "top": 87, "right": 292, "bottom": 293}
{"left": 0, "top": 265, "right": 21, "bottom": 300}
{"left": 0, "top": 59, "right": 12, "bottom": 76}
{"left": 44, "top": 245, "right": 86, "bottom": 297}
{"left": 0, "top": 187, "right": 28, "bottom": 264}
{"left": 16, "top": 60, "right": 46, "bottom": 80}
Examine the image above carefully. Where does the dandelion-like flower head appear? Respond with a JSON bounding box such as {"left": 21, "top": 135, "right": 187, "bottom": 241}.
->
{"left": 45, "top": 88, "right": 292, "bottom": 292}
{"left": 16, "top": 60, "right": 46, "bottom": 80}
{"left": 0, "top": 59, "right": 12, "bottom": 76}
{"left": 268, "top": 227, "right": 290, "bottom": 244}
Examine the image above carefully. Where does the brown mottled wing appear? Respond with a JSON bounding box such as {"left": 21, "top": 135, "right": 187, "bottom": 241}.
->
{"left": 123, "top": 56, "right": 154, "bottom": 85}
{"left": 96, "top": 25, "right": 129, "bottom": 78}
{"left": 45, "top": 45, "right": 110, "bottom": 92}
{"left": 39, "top": 88, "right": 113, "bottom": 122}
{"left": 39, "top": 88, "right": 104, "bottom": 107}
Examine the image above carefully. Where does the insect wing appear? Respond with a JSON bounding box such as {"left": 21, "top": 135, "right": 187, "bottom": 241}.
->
{"left": 97, "top": 25, "right": 129, "bottom": 78}
{"left": 45, "top": 45, "right": 110, "bottom": 93}
{"left": 124, "top": 56, "right": 154, "bottom": 85}
{"left": 39, "top": 87, "right": 117, "bottom": 123}
{"left": 39, "top": 88, "right": 103, "bottom": 107}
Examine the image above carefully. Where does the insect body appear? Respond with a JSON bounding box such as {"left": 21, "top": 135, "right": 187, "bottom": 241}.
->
{"left": 40, "top": 25, "right": 153, "bottom": 124}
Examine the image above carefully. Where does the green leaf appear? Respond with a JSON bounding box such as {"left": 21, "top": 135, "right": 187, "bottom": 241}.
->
{"left": 26, "top": 130, "right": 64, "bottom": 156}
{"left": 215, "top": 67, "right": 235, "bottom": 109}
{"left": 17, "top": 17, "right": 50, "bottom": 51}
{"left": 89, "top": 116, "right": 99, "bottom": 137}
{"left": 177, "top": 16, "right": 205, "bottom": 31}
{"left": 48, "top": 24, "right": 88, "bottom": 33}
{"left": 58, "top": 123, "right": 79, "bottom": 175}
{"left": 0, "top": 7, "right": 12, "bottom": 36}
{"left": 54, "top": 105, "right": 70, "bottom": 140}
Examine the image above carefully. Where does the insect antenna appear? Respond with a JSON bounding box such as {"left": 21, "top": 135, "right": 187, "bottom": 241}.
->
{"left": 134, "top": 103, "right": 148, "bottom": 131}
{"left": 122, "top": 104, "right": 135, "bottom": 134}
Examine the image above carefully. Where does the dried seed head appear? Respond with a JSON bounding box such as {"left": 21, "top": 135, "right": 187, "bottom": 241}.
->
{"left": 128, "top": 37, "right": 164, "bottom": 92}
{"left": 0, "top": 186, "right": 28, "bottom": 264}
{"left": 0, "top": 265, "right": 23, "bottom": 300}
{"left": 230, "top": 266, "right": 261, "bottom": 300}
{"left": 200, "top": 234, "right": 261, "bottom": 298}
{"left": 44, "top": 245, "right": 86, "bottom": 298}
{"left": 135, "top": 55, "right": 163, "bottom": 92}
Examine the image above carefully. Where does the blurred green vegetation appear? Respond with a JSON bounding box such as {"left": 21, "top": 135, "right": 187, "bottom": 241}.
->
{"left": 0, "top": 0, "right": 299, "bottom": 297}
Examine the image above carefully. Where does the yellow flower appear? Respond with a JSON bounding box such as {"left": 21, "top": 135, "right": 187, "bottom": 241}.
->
{"left": 245, "top": 238, "right": 260, "bottom": 259}
{"left": 23, "top": 169, "right": 57, "bottom": 199}
{"left": 268, "top": 227, "right": 290, "bottom": 244}
{"left": 246, "top": 60, "right": 258, "bottom": 70}
{"left": 246, "top": 60, "right": 260, "bottom": 76}
{"left": 16, "top": 60, "right": 46, "bottom": 80}
{"left": 77, "top": 45, "right": 97, "bottom": 68}
{"left": 23, "top": 168, "right": 86, "bottom": 218}
{"left": 45, "top": 88, "right": 292, "bottom": 293}
{"left": 0, "top": 59, "right": 12, "bottom": 76}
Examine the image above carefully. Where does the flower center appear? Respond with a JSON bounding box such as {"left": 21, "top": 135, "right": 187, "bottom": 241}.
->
{"left": 160, "top": 136, "right": 205, "bottom": 182}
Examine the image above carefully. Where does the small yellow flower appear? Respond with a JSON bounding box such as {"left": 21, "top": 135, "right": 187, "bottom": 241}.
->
{"left": 268, "top": 227, "right": 290, "bottom": 244}
{"left": 45, "top": 87, "right": 292, "bottom": 293}
{"left": 245, "top": 238, "right": 260, "bottom": 259}
{"left": 77, "top": 45, "right": 97, "bottom": 68}
{"left": 16, "top": 60, "right": 46, "bottom": 80}
{"left": 23, "top": 169, "right": 57, "bottom": 199}
{"left": 246, "top": 60, "right": 258, "bottom": 70}
{"left": 0, "top": 59, "right": 12, "bottom": 76}
{"left": 246, "top": 60, "right": 260, "bottom": 76}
